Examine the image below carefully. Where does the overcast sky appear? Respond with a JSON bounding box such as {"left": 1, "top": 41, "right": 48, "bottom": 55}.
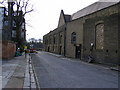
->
{"left": 25, "top": 0, "right": 99, "bottom": 40}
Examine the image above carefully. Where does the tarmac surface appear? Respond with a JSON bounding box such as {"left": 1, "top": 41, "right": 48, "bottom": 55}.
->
{"left": 1, "top": 51, "right": 119, "bottom": 89}
{"left": 31, "top": 51, "right": 119, "bottom": 88}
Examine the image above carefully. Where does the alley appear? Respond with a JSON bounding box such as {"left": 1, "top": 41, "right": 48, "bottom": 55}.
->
{"left": 31, "top": 51, "right": 118, "bottom": 88}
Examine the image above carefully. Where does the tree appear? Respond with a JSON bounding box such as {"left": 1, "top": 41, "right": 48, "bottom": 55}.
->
{"left": 13, "top": 0, "right": 34, "bottom": 48}
{"left": 28, "top": 38, "right": 36, "bottom": 43}
{"left": 1, "top": 0, "right": 34, "bottom": 48}
{"left": 38, "top": 39, "right": 42, "bottom": 43}
{"left": 0, "top": 0, "right": 34, "bottom": 17}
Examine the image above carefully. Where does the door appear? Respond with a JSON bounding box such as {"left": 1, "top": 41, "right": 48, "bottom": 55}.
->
{"left": 75, "top": 44, "right": 81, "bottom": 59}
{"left": 59, "top": 46, "right": 62, "bottom": 54}
{"left": 48, "top": 47, "right": 50, "bottom": 52}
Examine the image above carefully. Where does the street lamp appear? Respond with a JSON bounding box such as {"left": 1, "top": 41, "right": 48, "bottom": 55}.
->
{"left": 90, "top": 43, "right": 94, "bottom": 47}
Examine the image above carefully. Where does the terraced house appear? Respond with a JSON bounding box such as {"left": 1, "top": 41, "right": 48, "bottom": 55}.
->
{"left": 43, "top": 1, "right": 120, "bottom": 65}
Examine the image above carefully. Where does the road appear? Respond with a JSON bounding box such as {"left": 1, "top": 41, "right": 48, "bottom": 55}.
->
{"left": 31, "top": 51, "right": 118, "bottom": 88}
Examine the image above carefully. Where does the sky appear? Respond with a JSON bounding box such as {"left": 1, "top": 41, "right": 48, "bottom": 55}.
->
{"left": 25, "top": 0, "right": 100, "bottom": 40}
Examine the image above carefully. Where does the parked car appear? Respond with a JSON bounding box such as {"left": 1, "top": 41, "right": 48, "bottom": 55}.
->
{"left": 29, "top": 48, "right": 37, "bottom": 53}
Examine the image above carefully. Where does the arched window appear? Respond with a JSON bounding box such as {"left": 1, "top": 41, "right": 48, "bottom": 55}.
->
{"left": 60, "top": 35, "right": 62, "bottom": 44}
{"left": 71, "top": 32, "right": 76, "bottom": 44}
{"left": 53, "top": 35, "right": 56, "bottom": 44}
{"left": 96, "top": 23, "right": 104, "bottom": 49}
{"left": 49, "top": 38, "right": 51, "bottom": 44}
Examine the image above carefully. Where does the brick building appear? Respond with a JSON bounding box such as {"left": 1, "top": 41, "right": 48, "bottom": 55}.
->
{"left": 43, "top": 10, "right": 70, "bottom": 55}
{"left": 0, "top": 7, "right": 16, "bottom": 59}
{"left": 43, "top": 1, "right": 120, "bottom": 65}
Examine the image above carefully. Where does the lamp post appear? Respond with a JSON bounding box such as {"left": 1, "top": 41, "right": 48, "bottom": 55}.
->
{"left": 88, "top": 42, "right": 94, "bottom": 63}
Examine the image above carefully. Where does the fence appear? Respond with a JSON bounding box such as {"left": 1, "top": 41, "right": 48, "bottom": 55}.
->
{"left": 1, "top": 40, "right": 16, "bottom": 59}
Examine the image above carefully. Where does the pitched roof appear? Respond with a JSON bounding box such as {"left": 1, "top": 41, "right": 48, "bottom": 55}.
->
{"left": 71, "top": 1, "right": 120, "bottom": 20}
{"left": 64, "top": 14, "right": 71, "bottom": 22}
{"left": 58, "top": 10, "right": 71, "bottom": 27}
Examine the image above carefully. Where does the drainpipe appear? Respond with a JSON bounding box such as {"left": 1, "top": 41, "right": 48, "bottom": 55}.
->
{"left": 64, "top": 25, "right": 66, "bottom": 56}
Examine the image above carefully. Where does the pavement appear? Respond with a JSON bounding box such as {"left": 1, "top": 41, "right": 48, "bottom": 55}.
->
{"left": 1, "top": 54, "right": 40, "bottom": 90}
{"left": 46, "top": 52, "right": 119, "bottom": 72}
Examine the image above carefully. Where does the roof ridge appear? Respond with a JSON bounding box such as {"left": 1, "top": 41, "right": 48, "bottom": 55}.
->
{"left": 71, "top": 1, "right": 119, "bottom": 20}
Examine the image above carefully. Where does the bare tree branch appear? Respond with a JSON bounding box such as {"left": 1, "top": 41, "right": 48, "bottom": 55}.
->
{"left": 0, "top": 0, "right": 5, "bottom": 4}
{"left": 23, "top": 8, "right": 33, "bottom": 16}
{"left": 1, "top": 0, "right": 34, "bottom": 16}
{"left": 0, "top": 0, "right": 7, "bottom": 8}
{"left": 24, "top": 0, "right": 29, "bottom": 13}
{"left": 20, "top": 0, "right": 25, "bottom": 10}
{"left": 26, "top": 23, "right": 33, "bottom": 28}
{"left": 18, "top": 0, "right": 21, "bottom": 5}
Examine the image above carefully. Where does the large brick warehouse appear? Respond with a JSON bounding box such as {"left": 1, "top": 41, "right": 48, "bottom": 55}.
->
{"left": 43, "top": 1, "right": 120, "bottom": 65}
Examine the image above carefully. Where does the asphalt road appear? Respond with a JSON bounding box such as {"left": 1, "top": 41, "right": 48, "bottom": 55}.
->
{"left": 31, "top": 51, "right": 118, "bottom": 88}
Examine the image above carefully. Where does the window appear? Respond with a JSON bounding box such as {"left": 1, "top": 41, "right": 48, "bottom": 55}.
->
{"left": 45, "top": 39, "right": 48, "bottom": 45}
{"left": 96, "top": 23, "right": 104, "bottom": 49}
{"left": 71, "top": 32, "right": 76, "bottom": 44}
{"left": 12, "top": 30, "right": 16, "bottom": 38}
{"left": 22, "top": 23, "right": 25, "bottom": 29}
{"left": 46, "top": 39, "right": 48, "bottom": 45}
{"left": 13, "top": 21, "right": 16, "bottom": 27}
{"left": 60, "top": 35, "right": 62, "bottom": 44}
{"left": 49, "top": 38, "right": 51, "bottom": 44}
{"left": 0, "top": 8, "right": 4, "bottom": 15}
{"left": 21, "top": 32, "right": 24, "bottom": 38}
{"left": 45, "top": 39, "right": 47, "bottom": 44}
{"left": 4, "top": 21, "right": 8, "bottom": 26}
{"left": 53, "top": 36, "right": 56, "bottom": 44}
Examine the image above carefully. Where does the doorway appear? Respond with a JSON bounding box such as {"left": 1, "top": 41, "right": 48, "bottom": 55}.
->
{"left": 48, "top": 47, "right": 50, "bottom": 52}
{"left": 59, "top": 46, "right": 62, "bottom": 55}
{"left": 75, "top": 44, "right": 81, "bottom": 59}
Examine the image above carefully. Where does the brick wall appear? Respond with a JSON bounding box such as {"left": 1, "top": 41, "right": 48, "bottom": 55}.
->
{"left": 1, "top": 40, "right": 16, "bottom": 59}
{"left": 66, "top": 19, "right": 84, "bottom": 58}
{"left": 83, "top": 13, "right": 119, "bottom": 64}
{"left": 43, "top": 25, "right": 66, "bottom": 55}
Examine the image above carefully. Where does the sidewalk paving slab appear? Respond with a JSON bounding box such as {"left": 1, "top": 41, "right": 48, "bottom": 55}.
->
{"left": 2, "top": 54, "right": 38, "bottom": 89}
{"left": 4, "top": 56, "right": 26, "bottom": 88}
